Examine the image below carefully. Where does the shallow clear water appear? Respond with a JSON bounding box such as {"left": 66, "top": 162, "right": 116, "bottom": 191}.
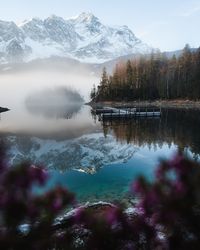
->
{"left": 40, "top": 143, "right": 177, "bottom": 203}
{"left": 1, "top": 70, "right": 200, "bottom": 203}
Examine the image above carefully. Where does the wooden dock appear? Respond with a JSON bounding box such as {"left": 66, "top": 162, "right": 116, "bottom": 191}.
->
{"left": 92, "top": 106, "right": 161, "bottom": 120}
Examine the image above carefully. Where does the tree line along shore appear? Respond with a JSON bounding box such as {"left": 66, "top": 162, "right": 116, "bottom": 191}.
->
{"left": 91, "top": 45, "right": 200, "bottom": 106}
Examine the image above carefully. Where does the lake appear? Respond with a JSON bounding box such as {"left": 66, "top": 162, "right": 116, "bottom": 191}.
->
{"left": 0, "top": 70, "right": 200, "bottom": 204}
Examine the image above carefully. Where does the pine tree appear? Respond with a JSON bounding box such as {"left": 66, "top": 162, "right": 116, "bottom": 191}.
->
{"left": 92, "top": 46, "right": 200, "bottom": 102}
{"left": 99, "top": 67, "right": 109, "bottom": 100}
{"left": 90, "top": 84, "right": 96, "bottom": 100}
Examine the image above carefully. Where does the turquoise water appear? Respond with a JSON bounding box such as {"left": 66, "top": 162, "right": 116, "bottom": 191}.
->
{"left": 36, "top": 143, "right": 177, "bottom": 203}
{"left": 1, "top": 103, "right": 200, "bottom": 204}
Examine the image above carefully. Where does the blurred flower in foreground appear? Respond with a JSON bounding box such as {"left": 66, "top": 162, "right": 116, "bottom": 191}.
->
{"left": 0, "top": 142, "right": 200, "bottom": 250}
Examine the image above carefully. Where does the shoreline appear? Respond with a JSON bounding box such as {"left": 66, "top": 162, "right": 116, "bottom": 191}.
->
{"left": 89, "top": 100, "right": 200, "bottom": 110}
{"left": 0, "top": 107, "right": 10, "bottom": 113}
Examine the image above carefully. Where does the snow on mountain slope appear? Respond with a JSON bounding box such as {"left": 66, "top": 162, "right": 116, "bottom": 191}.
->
{"left": 0, "top": 12, "right": 151, "bottom": 64}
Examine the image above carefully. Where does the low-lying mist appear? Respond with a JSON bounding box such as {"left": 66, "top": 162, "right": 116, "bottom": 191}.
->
{"left": 25, "top": 87, "right": 84, "bottom": 119}
{"left": 0, "top": 66, "right": 99, "bottom": 138}
{"left": 0, "top": 63, "right": 99, "bottom": 109}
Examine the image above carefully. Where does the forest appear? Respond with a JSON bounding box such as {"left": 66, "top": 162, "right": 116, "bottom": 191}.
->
{"left": 91, "top": 45, "right": 200, "bottom": 101}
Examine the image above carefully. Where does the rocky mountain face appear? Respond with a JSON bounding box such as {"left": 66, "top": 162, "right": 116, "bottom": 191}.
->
{"left": 0, "top": 12, "right": 151, "bottom": 64}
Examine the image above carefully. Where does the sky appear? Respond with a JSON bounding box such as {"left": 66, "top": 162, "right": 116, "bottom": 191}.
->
{"left": 0, "top": 0, "right": 200, "bottom": 51}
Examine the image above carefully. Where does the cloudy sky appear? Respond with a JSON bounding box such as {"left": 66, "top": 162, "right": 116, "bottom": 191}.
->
{"left": 1, "top": 0, "right": 200, "bottom": 51}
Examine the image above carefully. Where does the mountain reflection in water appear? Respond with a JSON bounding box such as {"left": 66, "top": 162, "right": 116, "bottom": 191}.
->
{"left": 3, "top": 108, "right": 200, "bottom": 176}
{"left": 7, "top": 133, "right": 137, "bottom": 173}
{"left": 1, "top": 106, "right": 200, "bottom": 202}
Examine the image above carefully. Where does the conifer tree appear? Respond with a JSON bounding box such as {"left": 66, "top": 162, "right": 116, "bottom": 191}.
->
{"left": 93, "top": 45, "right": 200, "bottom": 102}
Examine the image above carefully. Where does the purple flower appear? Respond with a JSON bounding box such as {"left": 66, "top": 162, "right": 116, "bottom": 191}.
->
{"left": 169, "top": 154, "right": 189, "bottom": 175}
{"left": 135, "top": 200, "right": 146, "bottom": 215}
{"left": 146, "top": 190, "right": 160, "bottom": 207}
{"left": 28, "top": 165, "right": 48, "bottom": 186}
{"left": 105, "top": 207, "right": 119, "bottom": 225}
{"left": 52, "top": 197, "right": 63, "bottom": 212}
{"left": 73, "top": 207, "right": 85, "bottom": 223}
{"left": 156, "top": 164, "right": 168, "bottom": 179}
{"left": 174, "top": 181, "right": 187, "bottom": 196}
{"left": 170, "top": 154, "right": 184, "bottom": 167}
{"left": 131, "top": 179, "right": 145, "bottom": 195}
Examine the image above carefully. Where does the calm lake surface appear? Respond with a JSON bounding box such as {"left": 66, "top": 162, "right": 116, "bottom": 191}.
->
{"left": 0, "top": 71, "right": 200, "bottom": 204}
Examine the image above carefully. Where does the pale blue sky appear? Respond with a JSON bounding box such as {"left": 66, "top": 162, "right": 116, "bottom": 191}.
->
{"left": 1, "top": 0, "right": 200, "bottom": 51}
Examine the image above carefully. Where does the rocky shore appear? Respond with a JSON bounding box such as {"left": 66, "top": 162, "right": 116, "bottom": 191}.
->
{"left": 20, "top": 201, "right": 137, "bottom": 249}
{"left": 89, "top": 99, "right": 200, "bottom": 110}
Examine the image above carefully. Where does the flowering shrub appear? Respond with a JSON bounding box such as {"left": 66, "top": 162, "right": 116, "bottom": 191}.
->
{"left": 0, "top": 142, "right": 200, "bottom": 250}
{"left": 0, "top": 144, "right": 75, "bottom": 249}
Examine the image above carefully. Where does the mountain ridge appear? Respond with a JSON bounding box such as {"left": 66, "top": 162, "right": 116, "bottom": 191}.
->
{"left": 0, "top": 12, "right": 151, "bottom": 64}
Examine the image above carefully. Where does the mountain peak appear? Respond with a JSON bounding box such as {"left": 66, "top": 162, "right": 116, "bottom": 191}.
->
{"left": 19, "top": 17, "right": 42, "bottom": 27}
{"left": 72, "top": 12, "right": 99, "bottom": 23}
{"left": 47, "top": 15, "right": 65, "bottom": 22}
{"left": 0, "top": 13, "right": 152, "bottom": 64}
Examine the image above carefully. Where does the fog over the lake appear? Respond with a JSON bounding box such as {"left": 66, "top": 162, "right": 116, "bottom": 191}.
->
{"left": 25, "top": 87, "right": 84, "bottom": 119}
{"left": 0, "top": 68, "right": 98, "bottom": 106}
{"left": 0, "top": 67, "right": 100, "bottom": 138}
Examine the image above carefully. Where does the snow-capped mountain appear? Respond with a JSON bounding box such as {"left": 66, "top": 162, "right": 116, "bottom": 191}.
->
{"left": 0, "top": 12, "right": 151, "bottom": 64}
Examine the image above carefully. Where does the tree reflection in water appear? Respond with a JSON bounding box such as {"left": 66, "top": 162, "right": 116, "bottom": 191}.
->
{"left": 93, "top": 109, "right": 200, "bottom": 157}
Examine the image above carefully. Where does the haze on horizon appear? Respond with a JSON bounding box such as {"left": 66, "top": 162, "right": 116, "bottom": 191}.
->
{"left": 0, "top": 0, "right": 200, "bottom": 52}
